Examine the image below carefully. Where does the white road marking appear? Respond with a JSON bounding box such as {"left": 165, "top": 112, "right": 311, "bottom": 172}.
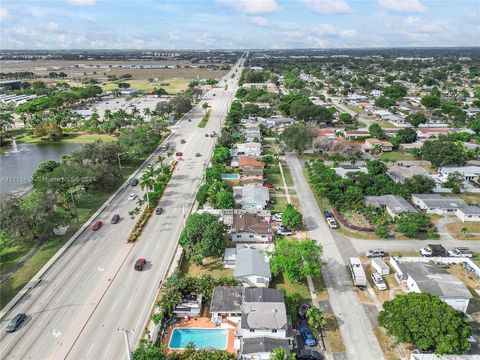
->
{"left": 97, "top": 266, "right": 105, "bottom": 272}
{"left": 104, "top": 342, "right": 112, "bottom": 355}
{"left": 86, "top": 342, "right": 95, "bottom": 356}
{"left": 52, "top": 329, "right": 62, "bottom": 338}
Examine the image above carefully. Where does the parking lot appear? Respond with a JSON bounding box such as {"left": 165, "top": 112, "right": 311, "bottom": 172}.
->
{"left": 72, "top": 95, "right": 169, "bottom": 118}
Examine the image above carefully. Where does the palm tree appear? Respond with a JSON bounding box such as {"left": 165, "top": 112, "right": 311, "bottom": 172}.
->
{"left": 202, "top": 102, "right": 209, "bottom": 114}
{"left": 140, "top": 165, "right": 156, "bottom": 207}
{"left": 143, "top": 108, "right": 151, "bottom": 119}
{"left": 306, "top": 306, "right": 325, "bottom": 337}
{"left": 460, "top": 227, "right": 469, "bottom": 236}
{"left": 270, "top": 347, "right": 294, "bottom": 360}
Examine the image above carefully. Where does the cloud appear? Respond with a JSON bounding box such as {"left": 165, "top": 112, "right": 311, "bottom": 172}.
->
{"left": 39, "top": 21, "right": 60, "bottom": 32}
{"left": 65, "top": 0, "right": 96, "bottom": 6}
{"left": 216, "top": 0, "right": 279, "bottom": 14}
{"left": 313, "top": 24, "right": 337, "bottom": 35}
{"left": 245, "top": 16, "right": 269, "bottom": 26}
{"left": 0, "top": 7, "right": 10, "bottom": 21}
{"left": 339, "top": 29, "right": 357, "bottom": 38}
{"left": 378, "top": 0, "right": 426, "bottom": 13}
{"left": 404, "top": 17, "right": 440, "bottom": 33}
{"left": 301, "top": 0, "right": 352, "bottom": 15}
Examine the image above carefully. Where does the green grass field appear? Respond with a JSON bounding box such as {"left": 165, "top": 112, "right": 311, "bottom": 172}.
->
{"left": 101, "top": 79, "right": 189, "bottom": 94}
{"left": 380, "top": 151, "right": 415, "bottom": 161}
{"left": 7, "top": 128, "right": 117, "bottom": 145}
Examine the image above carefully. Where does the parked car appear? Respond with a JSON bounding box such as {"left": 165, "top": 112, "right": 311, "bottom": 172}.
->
{"left": 5, "top": 313, "right": 27, "bottom": 333}
{"left": 205, "top": 134, "right": 209, "bottom": 137}
{"left": 418, "top": 244, "right": 446, "bottom": 257}
{"left": 134, "top": 258, "right": 147, "bottom": 271}
{"left": 326, "top": 217, "right": 338, "bottom": 229}
{"left": 155, "top": 207, "right": 163, "bottom": 215}
{"left": 297, "top": 349, "right": 324, "bottom": 360}
{"left": 92, "top": 220, "right": 103, "bottom": 231}
{"left": 366, "top": 249, "right": 385, "bottom": 258}
{"left": 110, "top": 214, "right": 120, "bottom": 224}
{"left": 276, "top": 227, "right": 293, "bottom": 236}
{"left": 195, "top": 153, "right": 201, "bottom": 157}
{"left": 448, "top": 247, "right": 473, "bottom": 258}
{"left": 272, "top": 213, "right": 282, "bottom": 222}
{"left": 176, "top": 152, "right": 183, "bottom": 157}
{"left": 128, "top": 193, "right": 137, "bottom": 201}
{"left": 263, "top": 183, "right": 275, "bottom": 189}
{"left": 130, "top": 178, "right": 139, "bottom": 186}
{"left": 297, "top": 303, "right": 311, "bottom": 319}
{"left": 371, "top": 273, "right": 387, "bottom": 291}
{"left": 323, "top": 210, "right": 333, "bottom": 219}
{"left": 300, "top": 326, "right": 317, "bottom": 347}
{"left": 180, "top": 139, "right": 186, "bottom": 144}
{"left": 160, "top": 144, "right": 168, "bottom": 151}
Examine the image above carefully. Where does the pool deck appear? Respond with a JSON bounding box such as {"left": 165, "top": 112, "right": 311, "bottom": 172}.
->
{"left": 162, "top": 317, "right": 236, "bottom": 354}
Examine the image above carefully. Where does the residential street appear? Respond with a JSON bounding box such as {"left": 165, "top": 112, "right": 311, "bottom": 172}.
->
{"left": 285, "top": 154, "right": 384, "bottom": 360}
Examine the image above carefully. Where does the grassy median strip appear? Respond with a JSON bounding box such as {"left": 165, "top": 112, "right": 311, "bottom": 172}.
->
{"left": 198, "top": 109, "right": 211, "bottom": 128}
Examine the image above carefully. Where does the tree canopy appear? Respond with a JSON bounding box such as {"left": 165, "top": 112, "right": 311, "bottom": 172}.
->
{"left": 378, "top": 293, "right": 471, "bottom": 355}
{"left": 270, "top": 238, "right": 323, "bottom": 283}
{"left": 281, "top": 204, "right": 303, "bottom": 229}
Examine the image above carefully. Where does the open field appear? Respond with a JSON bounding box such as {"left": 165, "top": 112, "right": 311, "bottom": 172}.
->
{"left": 180, "top": 257, "right": 233, "bottom": 279}
{"left": 377, "top": 121, "right": 398, "bottom": 129}
{"left": 8, "top": 129, "right": 117, "bottom": 145}
{"left": 101, "top": 78, "right": 190, "bottom": 94}
{"left": 380, "top": 151, "right": 415, "bottom": 161}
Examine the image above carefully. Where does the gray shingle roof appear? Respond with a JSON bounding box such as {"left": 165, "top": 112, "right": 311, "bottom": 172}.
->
{"left": 397, "top": 262, "right": 473, "bottom": 299}
{"left": 412, "top": 194, "right": 467, "bottom": 209}
{"left": 364, "top": 195, "right": 418, "bottom": 216}
{"left": 241, "top": 337, "right": 290, "bottom": 355}
{"left": 234, "top": 248, "right": 271, "bottom": 279}
{"left": 209, "top": 286, "right": 243, "bottom": 313}
{"left": 241, "top": 288, "right": 288, "bottom": 330}
{"left": 457, "top": 205, "right": 480, "bottom": 215}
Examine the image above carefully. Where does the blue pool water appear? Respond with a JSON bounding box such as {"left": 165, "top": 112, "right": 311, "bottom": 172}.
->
{"left": 221, "top": 174, "right": 240, "bottom": 180}
{"left": 168, "top": 328, "right": 227, "bottom": 350}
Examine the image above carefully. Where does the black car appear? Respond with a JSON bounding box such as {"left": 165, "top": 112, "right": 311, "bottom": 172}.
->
{"left": 323, "top": 210, "right": 333, "bottom": 219}
{"left": 5, "top": 313, "right": 26, "bottom": 333}
{"left": 130, "top": 178, "right": 139, "bottom": 186}
{"left": 155, "top": 207, "right": 163, "bottom": 215}
{"left": 298, "top": 303, "right": 311, "bottom": 319}
{"left": 296, "top": 349, "right": 324, "bottom": 360}
{"left": 111, "top": 214, "right": 120, "bottom": 224}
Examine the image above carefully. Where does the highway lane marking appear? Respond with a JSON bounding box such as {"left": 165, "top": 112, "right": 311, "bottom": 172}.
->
{"left": 52, "top": 329, "right": 62, "bottom": 338}
{"left": 97, "top": 266, "right": 105, "bottom": 272}
{"left": 104, "top": 342, "right": 112, "bottom": 355}
{"left": 86, "top": 342, "right": 95, "bottom": 356}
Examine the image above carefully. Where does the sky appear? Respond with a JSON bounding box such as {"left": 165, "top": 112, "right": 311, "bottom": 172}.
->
{"left": 1, "top": 0, "right": 479, "bottom": 49}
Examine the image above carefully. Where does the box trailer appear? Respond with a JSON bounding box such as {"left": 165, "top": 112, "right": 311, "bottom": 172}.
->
{"left": 371, "top": 257, "right": 390, "bottom": 276}
{"left": 349, "top": 257, "right": 367, "bottom": 287}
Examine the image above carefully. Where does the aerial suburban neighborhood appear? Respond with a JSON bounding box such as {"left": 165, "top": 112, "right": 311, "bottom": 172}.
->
{"left": 0, "top": 1, "right": 479, "bottom": 360}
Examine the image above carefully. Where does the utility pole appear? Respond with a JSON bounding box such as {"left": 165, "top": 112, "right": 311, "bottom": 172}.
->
{"left": 118, "top": 328, "right": 133, "bottom": 360}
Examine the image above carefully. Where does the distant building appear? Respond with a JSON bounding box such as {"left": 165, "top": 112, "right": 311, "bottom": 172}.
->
{"left": 438, "top": 166, "right": 480, "bottom": 182}
{"left": 333, "top": 167, "right": 368, "bottom": 179}
{"left": 317, "top": 129, "right": 337, "bottom": 139}
{"left": 387, "top": 165, "right": 428, "bottom": 183}
{"left": 230, "top": 212, "right": 273, "bottom": 243}
{"left": 390, "top": 259, "right": 472, "bottom": 313}
{"left": 456, "top": 206, "right": 480, "bottom": 222}
{"left": 364, "top": 195, "right": 419, "bottom": 218}
{"left": 416, "top": 128, "right": 449, "bottom": 139}
{"left": 411, "top": 194, "right": 467, "bottom": 215}
{"left": 344, "top": 130, "right": 370, "bottom": 139}
{"left": 362, "top": 138, "right": 393, "bottom": 153}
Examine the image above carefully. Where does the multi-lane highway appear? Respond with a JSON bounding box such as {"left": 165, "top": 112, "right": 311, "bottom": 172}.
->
{"left": 0, "top": 56, "right": 245, "bottom": 360}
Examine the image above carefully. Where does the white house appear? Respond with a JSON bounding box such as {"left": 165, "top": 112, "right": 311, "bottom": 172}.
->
{"left": 456, "top": 206, "right": 480, "bottom": 222}
{"left": 236, "top": 142, "right": 262, "bottom": 157}
{"left": 390, "top": 259, "right": 472, "bottom": 313}
{"left": 233, "top": 247, "right": 271, "bottom": 287}
{"left": 241, "top": 337, "right": 290, "bottom": 360}
{"left": 438, "top": 166, "right": 480, "bottom": 182}
{"left": 411, "top": 194, "right": 468, "bottom": 215}
{"left": 233, "top": 185, "right": 270, "bottom": 210}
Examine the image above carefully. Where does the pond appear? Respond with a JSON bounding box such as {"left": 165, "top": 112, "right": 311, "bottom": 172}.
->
{"left": 0, "top": 141, "right": 83, "bottom": 196}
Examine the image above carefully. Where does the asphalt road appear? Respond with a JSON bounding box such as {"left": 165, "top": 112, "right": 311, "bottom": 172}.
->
{"left": 0, "top": 57, "right": 244, "bottom": 360}
{"left": 286, "top": 154, "right": 384, "bottom": 360}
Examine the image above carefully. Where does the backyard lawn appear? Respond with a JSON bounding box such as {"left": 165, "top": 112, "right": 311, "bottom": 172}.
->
{"left": 180, "top": 257, "right": 233, "bottom": 279}
{"left": 446, "top": 221, "right": 480, "bottom": 240}
{"left": 380, "top": 151, "right": 415, "bottom": 161}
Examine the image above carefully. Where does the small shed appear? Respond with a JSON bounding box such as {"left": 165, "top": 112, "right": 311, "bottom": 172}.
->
{"left": 371, "top": 258, "right": 389, "bottom": 275}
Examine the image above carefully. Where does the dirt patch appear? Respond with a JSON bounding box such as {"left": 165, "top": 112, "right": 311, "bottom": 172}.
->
{"left": 374, "top": 326, "right": 411, "bottom": 360}
{"left": 445, "top": 221, "right": 480, "bottom": 240}
{"left": 324, "top": 313, "right": 346, "bottom": 353}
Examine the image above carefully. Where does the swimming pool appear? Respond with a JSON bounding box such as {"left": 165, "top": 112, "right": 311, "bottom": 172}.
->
{"left": 221, "top": 174, "right": 240, "bottom": 180}
{"left": 168, "top": 328, "right": 227, "bottom": 350}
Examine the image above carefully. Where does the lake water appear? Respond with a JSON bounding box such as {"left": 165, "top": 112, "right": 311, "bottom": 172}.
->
{"left": 0, "top": 142, "right": 83, "bottom": 196}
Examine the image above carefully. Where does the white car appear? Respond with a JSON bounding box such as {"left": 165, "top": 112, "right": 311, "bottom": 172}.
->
{"left": 366, "top": 249, "right": 385, "bottom": 258}
{"left": 128, "top": 193, "right": 137, "bottom": 201}
{"left": 447, "top": 247, "right": 473, "bottom": 258}
{"left": 276, "top": 228, "right": 293, "bottom": 236}
{"left": 371, "top": 273, "right": 387, "bottom": 291}
{"left": 327, "top": 218, "right": 338, "bottom": 229}
{"left": 272, "top": 213, "right": 282, "bottom": 222}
